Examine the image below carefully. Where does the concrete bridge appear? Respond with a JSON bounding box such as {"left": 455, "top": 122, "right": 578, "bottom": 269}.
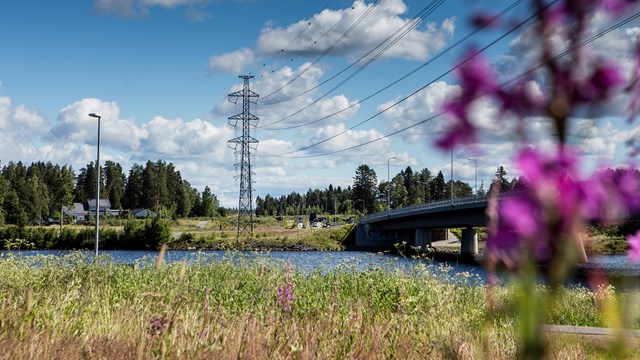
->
{"left": 355, "top": 194, "right": 496, "bottom": 258}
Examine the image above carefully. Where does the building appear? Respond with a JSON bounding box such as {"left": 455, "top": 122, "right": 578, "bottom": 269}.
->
{"left": 63, "top": 199, "right": 115, "bottom": 222}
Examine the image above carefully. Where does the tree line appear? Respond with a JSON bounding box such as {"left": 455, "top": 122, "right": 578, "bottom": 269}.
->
{"left": 0, "top": 160, "right": 221, "bottom": 227}
{"left": 255, "top": 164, "right": 521, "bottom": 217}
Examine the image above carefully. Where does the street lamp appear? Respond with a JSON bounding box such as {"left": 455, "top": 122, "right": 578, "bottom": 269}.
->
{"left": 89, "top": 112, "right": 102, "bottom": 257}
{"left": 387, "top": 156, "right": 396, "bottom": 214}
{"left": 467, "top": 158, "right": 477, "bottom": 195}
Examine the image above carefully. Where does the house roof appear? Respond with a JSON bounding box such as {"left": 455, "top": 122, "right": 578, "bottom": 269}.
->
{"left": 63, "top": 202, "right": 87, "bottom": 216}
{"left": 131, "top": 208, "right": 157, "bottom": 218}
{"left": 87, "top": 199, "right": 111, "bottom": 210}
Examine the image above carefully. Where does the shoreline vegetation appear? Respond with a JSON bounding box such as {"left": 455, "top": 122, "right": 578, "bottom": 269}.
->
{"left": 1, "top": 217, "right": 637, "bottom": 256}
{"left": 1, "top": 251, "right": 639, "bottom": 359}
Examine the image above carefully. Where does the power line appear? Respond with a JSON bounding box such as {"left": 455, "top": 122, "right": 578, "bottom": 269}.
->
{"left": 265, "top": 0, "right": 539, "bottom": 157}
{"left": 259, "top": 0, "right": 382, "bottom": 101}
{"left": 260, "top": 0, "right": 522, "bottom": 131}
{"left": 256, "top": 0, "right": 355, "bottom": 79}
{"left": 258, "top": 0, "right": 446, "bottom": 109}
{"left": 266, "top": 6, "right": 640, "bottom": 159}
{"left": 250, "top": 0, "right": 335, "bottom": 76}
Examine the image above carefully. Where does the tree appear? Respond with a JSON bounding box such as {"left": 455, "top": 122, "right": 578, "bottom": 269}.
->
{"left": 0, "top": 171, "right": 7, "bottom": 225}
{"left": 351, "top": 164, "right": 378, "bottom": 214}
{"left": 418, "top": 168, "right": 432, "bottom": 203}
{"left": 177, "top": 179, "right": 197, "bottom": 217}
{"left": 104, "top": 161, "right": 126, "bottom": 209}
{"left": 430, "top": 171, "right": 447, "bottom": 201}
{"left": 75, "top": 162, "right": 102, "bottom": 202}
{"left": 495, "top": 165, "right": 511, "bottom": 191}
{"left": 196, "top": 186, "right": 218, "bottom": 217}
{"left": 390, "top": 174, "right": 408, "bottom": 208}
{"left": 124, "top": 164, "right": 144, "bottom": 210}
{"left": 451, "top": 180, "right": 473, "bottom": 198}
{"left": 3, "top": 190, "right": 27, "bottom": 227}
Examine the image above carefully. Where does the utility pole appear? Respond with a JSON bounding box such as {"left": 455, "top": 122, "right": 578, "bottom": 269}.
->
{"left": 228, "top": 75, "right": 259, "bottom": 238}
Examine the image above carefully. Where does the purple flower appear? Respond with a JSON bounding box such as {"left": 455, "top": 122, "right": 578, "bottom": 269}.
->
{"left": 488, "top": 148, "right": 586, "bottom": 264}
{"left": 277, "top": 283, "right": 295, "bottom": 312}
{"left": 578, "top": 61, "right": 624, "bottom": 102}
{"left": 147, "top": 315, "right": 171, "bottom": 335}
{"left": 600, "top": 0, "right": 631, "bottom": 14}
{"left": 437, "top": 50, "right": 497, "bottom": 149}
{"left": 458, "top": 48, "right": 498, "bottom": 100}
{"left": 627, "top": 230, "right": 640, "bottom": 262}
{"left": 436, "top": 100, "right": 477, "bottom": 149}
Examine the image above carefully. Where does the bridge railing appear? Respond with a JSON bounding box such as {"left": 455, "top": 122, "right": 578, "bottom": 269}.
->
{"left": 361, "top": 190, "right": 517, "bottom": 223}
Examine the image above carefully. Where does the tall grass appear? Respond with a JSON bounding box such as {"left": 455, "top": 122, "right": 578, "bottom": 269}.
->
{"left": 0, "top": 252, "right": 638, "bottom": 359}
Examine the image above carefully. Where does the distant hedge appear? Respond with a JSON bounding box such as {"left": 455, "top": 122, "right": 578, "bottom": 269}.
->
{"left": 0, "top": 218, "right": 171, "bottom": 250}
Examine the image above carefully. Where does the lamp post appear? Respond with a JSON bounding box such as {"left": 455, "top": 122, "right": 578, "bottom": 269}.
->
{"left": 89, "top": 112, "right": 102, "bottom": 257}
{"left": 467, "top": 158, "right": 477, "bottom": 195}
{"left": 387, "top": 156, "right": 396, "bottom": 214}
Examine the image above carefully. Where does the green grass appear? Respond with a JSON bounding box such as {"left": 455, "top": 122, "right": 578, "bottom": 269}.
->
{"left": 1, "top": 252, "right": 639, "bottom": 359}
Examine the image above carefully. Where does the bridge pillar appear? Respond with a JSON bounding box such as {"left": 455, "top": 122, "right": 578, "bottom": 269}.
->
{"left": 461, "top": 227, "right": 478, "bottom": 258}
{"left": 415, "top": 228, "right": 432, "bottom": 251}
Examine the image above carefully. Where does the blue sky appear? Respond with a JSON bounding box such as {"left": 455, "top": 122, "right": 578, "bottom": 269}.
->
{"left": 1, "top": 0, "right": 639, "bottom": 208}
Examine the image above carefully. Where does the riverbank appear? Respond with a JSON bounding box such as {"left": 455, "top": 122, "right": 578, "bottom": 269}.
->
{"left": 1, "top": 218, "right": 634, "bottom": 257}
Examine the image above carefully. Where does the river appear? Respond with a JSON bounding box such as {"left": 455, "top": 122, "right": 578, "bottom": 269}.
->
{"left": 1, "top": 250, "right": 639, "bottom": 286}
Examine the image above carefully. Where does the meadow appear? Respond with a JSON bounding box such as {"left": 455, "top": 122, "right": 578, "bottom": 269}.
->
{"left": 1, "top": 251, "right": 639, "bottom": 359}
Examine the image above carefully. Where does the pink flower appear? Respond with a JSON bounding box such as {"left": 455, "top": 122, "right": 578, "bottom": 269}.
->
{"left": 436, "top": 101, "right": 477, "bottom": 149}
{"left": 627, "top": 230, "right": 640, "bottom": 262}
{"left": 578, "top": 62, "right": 624, "bottom": 101}
{"left": 437, "top": 50, "right": 496, "bottom": 149}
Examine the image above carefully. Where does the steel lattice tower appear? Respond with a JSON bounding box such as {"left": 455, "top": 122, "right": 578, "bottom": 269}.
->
{"left": 228, "top": 75, "right": 259, "bottom": 238}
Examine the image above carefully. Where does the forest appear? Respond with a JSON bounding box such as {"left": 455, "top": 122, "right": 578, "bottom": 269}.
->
{"left": 0, "top": 160, "right": 220, "bottom": 227}
{"left": 0, "top": 159, "right": 521, "bottom": 227}
{"left": 254, "top": 164, "right": 522, "bottom": 217}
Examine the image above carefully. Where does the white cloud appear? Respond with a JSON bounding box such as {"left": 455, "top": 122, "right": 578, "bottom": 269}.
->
{"left": 139, "top": 116, "right": 234, "bottom": 160}
{"left": 213, "top": 62, "right": 360, "bottom": 132}
{"left": 94, "top": 0, "right": 211, "bottom": 19}
{"left": 379, "top": 81, "right": 461, "bottom": 143}
{"left": 305, "top": 122, "right": 391, "bottom": 161}
{"left": 255, "top": 0, "right": 455, "bottom": 62}
{"left": 208, "top": 48, "right": 256, "bottom": 75}
{"left": 51, "top": 98, "right": 145, "bottom": 151}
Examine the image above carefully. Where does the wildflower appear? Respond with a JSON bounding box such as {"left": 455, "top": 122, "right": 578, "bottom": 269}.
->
{"left": 147, "top": 315, "right": 171, "bottom": 335}
{"left": 277, "top": 261, "right": 295, "bottom": 312}
{"left": 628, "top": 230, "right": 640, "bottom": 262}
{"left": 578, "top": 61, "right": 625, "bottom": 102}
{"left": 277, "top": 283, "right": 295, "bottom": 312}
{"left": 437, "top": 49, "right": 497, "bottom": 149}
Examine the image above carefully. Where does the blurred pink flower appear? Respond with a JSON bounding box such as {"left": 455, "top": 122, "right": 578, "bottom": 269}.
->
{"left": 628, "top": 230, "right": 640, "bottom": 262}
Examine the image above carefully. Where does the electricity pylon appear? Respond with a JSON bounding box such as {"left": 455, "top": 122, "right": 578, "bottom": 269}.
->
{"left": 227, "top": 75, "right": 259, "bottom": 238}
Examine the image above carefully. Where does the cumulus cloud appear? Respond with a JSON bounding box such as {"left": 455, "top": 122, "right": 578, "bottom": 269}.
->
{"left": 208, "top": 48, "right": 256, "bottom": 75}
{"left": 94, "top": 0, "right": 210, "bottom": 19}
{"left": 139, "top": 116, "right": 234, "bottom": 160}
{"left": 51, "top": 98, "right": 146, "bottom": 151}
{"left": 256, "top": 0, "right": 455, "bottom": 62}
{"left": 379, "top": 81, "right": 461, "bottom": 143}
{"left": 305, "top": 122, "right": 391, "bottom": 160}
{"left": 213, "top": 62, "right": 360, "bottom": 132}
